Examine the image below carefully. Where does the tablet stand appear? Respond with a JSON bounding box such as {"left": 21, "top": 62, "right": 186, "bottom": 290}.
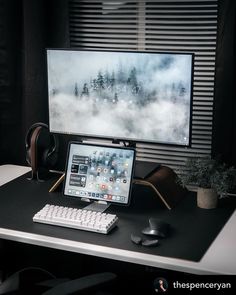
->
{"left": 49, "top": 173, "right": 65, "bottom": 192}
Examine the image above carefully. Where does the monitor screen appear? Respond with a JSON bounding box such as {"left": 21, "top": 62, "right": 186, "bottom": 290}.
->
{"left": 64, "top": 142, "right": 135, "bottom": 205}
{"left": 47, "top": 49, "right": 193, "bottom": 146}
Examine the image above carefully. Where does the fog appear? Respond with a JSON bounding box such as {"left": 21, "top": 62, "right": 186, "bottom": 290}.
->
{"left": 49, "top": 94, "right": 190, "bottom": 145}
{"left": 47, "top": 50, "right": 192, "bottom": 145}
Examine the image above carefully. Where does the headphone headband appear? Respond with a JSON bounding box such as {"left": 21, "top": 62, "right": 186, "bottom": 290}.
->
{"left": 25, "top": 122, "right": 49, "bottom": 148}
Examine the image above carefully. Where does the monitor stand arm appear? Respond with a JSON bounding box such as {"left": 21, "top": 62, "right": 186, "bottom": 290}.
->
{"left": 112, "top": 139, "right": 136, "bottom": 149}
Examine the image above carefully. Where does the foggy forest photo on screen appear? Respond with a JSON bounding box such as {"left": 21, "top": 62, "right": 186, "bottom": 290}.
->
{"left": 47, "top": 50, "right": 193, "bottom": 145}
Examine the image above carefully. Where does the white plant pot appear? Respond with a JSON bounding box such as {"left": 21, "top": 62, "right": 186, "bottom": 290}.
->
{"left": 197, "top": 187, "right": 218, "bottom": 209}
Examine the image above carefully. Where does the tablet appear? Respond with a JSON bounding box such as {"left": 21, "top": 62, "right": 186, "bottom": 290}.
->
{"left": 64, "top": 142, "right": 135, "bottom": 206}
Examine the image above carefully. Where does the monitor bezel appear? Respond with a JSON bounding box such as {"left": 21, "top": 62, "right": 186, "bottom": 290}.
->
{"left": 63, "top": 141, "right": 136, "bottom": 207}
{"left": 46, "top": 48, "right": 194, "bottom": 148}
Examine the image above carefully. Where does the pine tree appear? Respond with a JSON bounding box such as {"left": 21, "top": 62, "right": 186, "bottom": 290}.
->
{"left": 74, "top": 83, "right": 79, "bottom": 97}
{"left": 171, "top": 83, "right": 177, "bottom": 102}
{"left": 97, "top": 71, "right": 105, "bottom": 90}
{"left": 92, "top": 79, "right": 98, "bottom": 91}
{"left": 81, "top": 83, "right": 89, "bottom": 97}
{"left": 113, "top": 92, "right": 118, "bottom": 104}
{"left": 178, "top": 82, "right": 186, "bottom": 97}
{"left": 52, "top": 88, "right": 57, "bottom": 96}
{"left": 117, "top": 62, "right": 125, "bottom": 83}
{"left": 104, "top": 71, "right": 110, "bottom": 89}
{"left": 127, "top": 67, "right": 138, "bottom": 94}
{"left": 110, "top": 71, "right": 115, "bottom": 92}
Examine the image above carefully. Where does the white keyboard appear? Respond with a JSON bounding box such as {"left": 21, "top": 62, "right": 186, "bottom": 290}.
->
{"left": 33, "top": 204, "right": 118, "bottom": 234}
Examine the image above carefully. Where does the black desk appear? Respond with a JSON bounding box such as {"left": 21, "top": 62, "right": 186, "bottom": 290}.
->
{"left": 0, "top": 168, "right": 235, "bottom": 275}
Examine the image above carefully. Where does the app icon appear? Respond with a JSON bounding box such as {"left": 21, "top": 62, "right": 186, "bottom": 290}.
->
{"left": 109, "top": 177, "right": 114, "bottom": 182}
{"left": 101, "top": 184, "right": 107, "bottom": 190}
{"left": 96, "top": 193, "right": 100, "bottom": 198}
{"left": 88, "top": 183, "right": 93, "bottom": 188}
{"left": 116, "top": 178, "right": 120, "bottom": 183}
{"left": 110, "top": 169, "right": 114, "bottom": 174}
{"left": 89, "top": 175, "right": 94, "bottom": 180}
{"left": 104, "top": 168, "right": 108, "bottom": 173}
{"left": 123, "top": 179, "right": 127, "bottom": 183}
{"left": 108, "top": 195, "right": 112, "bottom": 200}
{"left": 79, "top": 164, "right": 88, "bottom": 174}
{"left": 71, "top": 164, "right": 79, "bottom": 173}
{"left": 97, "top": 167, "right": 102, "bottom": 173}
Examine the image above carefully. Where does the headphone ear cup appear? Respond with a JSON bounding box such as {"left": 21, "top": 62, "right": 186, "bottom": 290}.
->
{"left": 41, "top": 134, "right": 58, "bottom": 168}
{"left": 45, "top": 134, "right": 59, "bottom": 168}
{"left": 25, "top": 122, "right": 49, "bottom": 166}
{"left": 47, "top": 151, "right": 58, "bottom": 167}
{"left": 25, "top": 122, "right": 58, "bottom": 170}
{"left": 42, "top": 148, "right": 50, "bottom": 167}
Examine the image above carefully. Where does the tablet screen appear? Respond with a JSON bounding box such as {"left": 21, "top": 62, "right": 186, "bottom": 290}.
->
{"left": 64, "top": 142, "right": 135, "bottom": 205}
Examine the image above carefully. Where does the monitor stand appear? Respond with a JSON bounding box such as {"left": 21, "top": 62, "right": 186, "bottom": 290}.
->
{"left": 134, "top": 160, "right": 161, "bottom": 179}
{"left": 81, "top": 199, "right": 110, "bottom": 213}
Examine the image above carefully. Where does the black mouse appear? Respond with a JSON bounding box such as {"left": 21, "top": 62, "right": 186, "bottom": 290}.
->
{"left": 142, "top": 218, "right": 170, "bottom": 238}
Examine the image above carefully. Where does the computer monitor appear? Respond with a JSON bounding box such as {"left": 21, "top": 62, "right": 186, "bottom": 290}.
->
{"left": 63, "top": 142, "right": 135, "bottom": 208}
{"left": 46, "top": 49, "right": 193, "bottom": 146}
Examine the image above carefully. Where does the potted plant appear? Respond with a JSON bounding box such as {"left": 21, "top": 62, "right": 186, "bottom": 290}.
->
{"left": 178, "top": 157, "right": 236, "bottom": 209}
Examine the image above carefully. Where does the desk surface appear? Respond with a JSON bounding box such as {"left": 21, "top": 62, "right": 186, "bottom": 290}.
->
{"left": 0, "top": 164, "right": 236, "bottom": 275}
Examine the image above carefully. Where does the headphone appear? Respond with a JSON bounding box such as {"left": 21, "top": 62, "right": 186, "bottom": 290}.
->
{"left": 25, "top": 122, "right": 59, "bottom": 172}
